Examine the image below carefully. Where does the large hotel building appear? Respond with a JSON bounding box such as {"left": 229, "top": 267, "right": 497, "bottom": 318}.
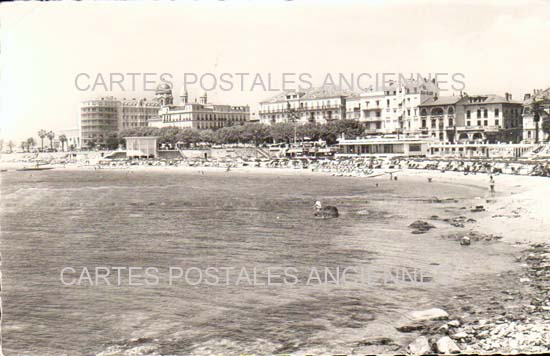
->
{"left": 258, "top": 86, "right": 350, "bottom": 125}
{"left": 149, "top": 84, "right": 250, "bottom": 129}
{"left": 345, "top": 78, "right": 439, "bottom": 135}
{"left": 80, "top": 97, "right": 159, "bottom": 148}
{"left": 79, "top": 84, "right": 249, "bottom": 148}
{"left": 418, "top": 93, "right": 523, "bottom": 143}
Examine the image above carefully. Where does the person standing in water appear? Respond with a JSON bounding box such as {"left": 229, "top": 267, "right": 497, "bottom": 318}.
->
{"left": 314, "top": 200, "right": 322, "bottom": 213}
{"left": 489, "top": 175, "right": 495, "bottom": 195}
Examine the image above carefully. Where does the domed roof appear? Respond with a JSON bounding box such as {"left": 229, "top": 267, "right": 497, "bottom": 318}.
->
{"left": 156, "top": 82, "right": 172, "bottom": 95}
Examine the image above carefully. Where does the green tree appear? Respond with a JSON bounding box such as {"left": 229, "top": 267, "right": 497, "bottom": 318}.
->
{"left": 105, "top": 133, "right": 121, "bottom": 150}
{"left": 158, "top": 127, "right": 181, "bottom": 147}
{"left": 58, "top": 134, "right": 68, "bottom": 151}
{"left": 240, "top": 123, "right": 271, "bottom": 145}
{"left": 46, "top": 131, "right": 55, "bottom": 150}
{"left": 175, "top": 129, "right": 201, "bottom": 148}
{"left": 199, "top": 129, "right": 216, "bottom": 144}
{"left": 270, "top": 122, "right": 295, "bottom": 143}
{"left": 320, "top": 119, "right": 365, "bottom": 145}
{"left": 297, "top": 122, "right": 321, "bottom": 141}
{"left": 87, "top": 139, "right": 97, "bottom": 150}
{"left": 38, "top": 129, "right": 47, "bottom": 151}
{"left": 27, "top": 137, "right": 36, "bottom": 151}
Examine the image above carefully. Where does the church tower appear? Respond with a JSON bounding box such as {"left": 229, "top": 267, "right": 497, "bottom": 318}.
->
{"left": 180, "top": 86, "right": 189, "bottom": 104}
{"left": 199, "top": 91, "right": 208, "bottom": 105}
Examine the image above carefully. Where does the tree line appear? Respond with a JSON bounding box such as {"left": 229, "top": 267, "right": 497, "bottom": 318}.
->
{"left": 110, "top": 120, "right": 367, "bottom": 149}
{"left": 9, "top": 130, "right": 70, "bottom": 153}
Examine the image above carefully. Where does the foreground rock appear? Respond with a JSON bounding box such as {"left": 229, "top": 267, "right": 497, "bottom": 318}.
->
{"left": 443, "top": 230, "right": 503, "bottom": 244}
{"left": 409, "top": 220, "right": 436, "bottom": 234}
{"left": 407, "top": 336, "right": 431, "bottom": 355}
{"left": 396, "top": 308, "right": 449, "bottom": 332}
{"left": 442, "top": 243, "right": 549, "bottom": 354}
{"left": 436, "top": 336, "right": 461, "bottom": 354}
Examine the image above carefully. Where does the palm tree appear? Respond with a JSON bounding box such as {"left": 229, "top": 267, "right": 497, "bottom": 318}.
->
{"left": 58, "top": 134, "right": 68, "bottom": 152}
{"left": 38, "top": 129, "right": 47, "bottom": 151}
{"left": 26, "top": 137, "right": 36, "bottom": 152}
{"left": 46, "top": 131, "right": 55, "bottom": 150}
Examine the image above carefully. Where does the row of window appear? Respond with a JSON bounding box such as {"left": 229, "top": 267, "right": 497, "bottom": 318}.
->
{"left": 264, "top": 100, "right": 343, "bottom": 111}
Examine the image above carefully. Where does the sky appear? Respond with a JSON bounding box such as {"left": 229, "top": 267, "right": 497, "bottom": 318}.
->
{"left": 1, "top": 0, "right": 550, "bottom": 142}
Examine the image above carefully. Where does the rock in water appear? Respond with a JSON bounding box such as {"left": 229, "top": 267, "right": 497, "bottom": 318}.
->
{"left": 460, "top": 236, "right": 471, "bottom": 246}
{"left": 407, "top": 336, "right": 431, "bottom": 355}
{"left": 314, "top": 206, "right": 339, "bottom": 218}
{"left": 409, "top": 220, "right": 436, "bottom": 232}
{"left": 436, "top": 336, "right": 461, "bottom": 354}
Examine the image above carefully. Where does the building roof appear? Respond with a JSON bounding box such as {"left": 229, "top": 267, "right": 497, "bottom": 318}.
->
{"left": 384, "top": 77, "right": 439, "bottom": 93}
{"left": 461, "top": 94, "right": 521, "bottom": 105}
{"left": 420, "top": 94, "right": 522, "bottom": 107}
{"left": 524, "top": 87, "right": 550, "bottom": 105}
{"left": 419, "top": 96, "right": 462, "bottom": 107}
{"left": 121, "top": 98, "right": 160, "bottom": 107}
{"left": 260, "top": 86, "right": 357, "bottom": 104}
{"left": 155, "top": 82, "right": 172, "bottom": 95}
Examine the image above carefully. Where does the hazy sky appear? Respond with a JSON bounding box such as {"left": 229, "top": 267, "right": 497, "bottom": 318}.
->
{"left": 1, "top": 0, "right": 550, "bottom": 141}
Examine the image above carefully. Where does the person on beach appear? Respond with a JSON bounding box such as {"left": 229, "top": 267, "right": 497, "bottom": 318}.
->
{"left": 489, "top": 175, "right": 495, "bottom": 195}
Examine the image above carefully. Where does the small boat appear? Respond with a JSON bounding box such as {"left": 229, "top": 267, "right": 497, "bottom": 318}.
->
{"left": 16, "top": 167, "right": 55, "bottom": 171}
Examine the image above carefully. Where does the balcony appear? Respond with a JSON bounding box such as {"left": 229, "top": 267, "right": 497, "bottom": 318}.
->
{"left": 363, "top": 117, "right": 383, "bottom": 122}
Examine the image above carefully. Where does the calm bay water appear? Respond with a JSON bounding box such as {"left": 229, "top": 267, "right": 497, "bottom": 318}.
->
{"left": 0, "top": 169, "right": 517, "bottom": 355}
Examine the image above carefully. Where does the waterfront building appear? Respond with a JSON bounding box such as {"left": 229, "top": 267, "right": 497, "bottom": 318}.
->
{"left": 345, "top": 77, "right": 439, "bottom": 136}
{"left": 428, "top": 142, "right": 535, "bottom": 159}
{"left": 522, "top": 88, "right": 550, "bottom": 143}
{"left": 124, "top": 136, "right": 159, "bottom": 158}
{"left": 80, "top": 97, "right": 120, "bottom": 148}
{"left": 119, "top": 98, "right": 161, "bottom": 131}
{"left": 337, "top": 135, "right": 434, "bottom": 157}
{"left": 418, "top": 93, "right": 523, "bottom": 143}
{"left": 80, "top": 96, "right": 160, "bottom": 148}
{"left": 258, "top": 86, "right": 351, "bottom": 125}
{"left": 152, "top": 84, "right": 250, "bottom": 129}
{"left": 417, "top": 95, "right": 463, "bottom": 142}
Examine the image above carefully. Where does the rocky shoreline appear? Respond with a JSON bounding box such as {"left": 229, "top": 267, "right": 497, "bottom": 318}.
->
{"left": 400, "top": 242, "right": 549, "bottom": 354}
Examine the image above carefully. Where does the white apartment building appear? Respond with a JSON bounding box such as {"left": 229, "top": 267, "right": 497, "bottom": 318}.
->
{"left": 345, "top": 78, "right": 439, "bottom": 135}
{"left": 80, "top": 96, "right": 160, "bottom": 148}
{"left": 258, "top": 86, "right": 351, "bottom": 125}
